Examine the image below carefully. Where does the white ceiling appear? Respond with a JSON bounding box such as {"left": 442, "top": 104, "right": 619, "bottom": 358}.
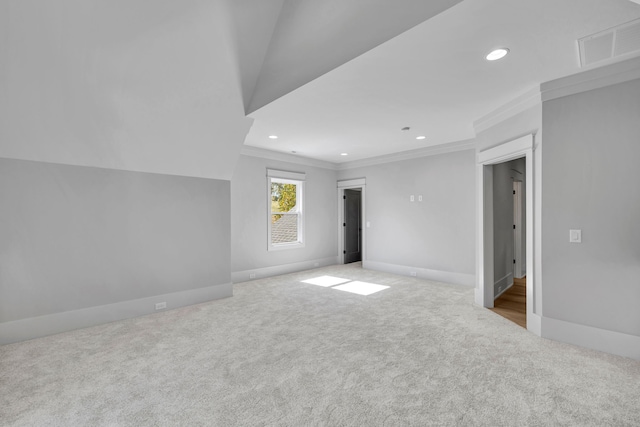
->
{"left": 3, "top": 0, "right": 640, "bottom": 178}
{"left": 243, "top": 0, "right": 640, "bottom": 164}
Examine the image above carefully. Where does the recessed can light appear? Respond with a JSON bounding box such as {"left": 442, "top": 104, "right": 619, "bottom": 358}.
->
{"left": 486, "top": 48, "right": 509, "bottom": 61}
{"left": 341, "top": 153, "right": 348, "bottom": 156}
{"left": 416, "top": 136, "right": 426, "bottom": 140}
{"left": 268, "top": 135, "right": 278, "bottom": 139}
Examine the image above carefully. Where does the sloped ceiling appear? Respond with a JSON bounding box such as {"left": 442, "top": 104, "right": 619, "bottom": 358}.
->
{"left": 0, "top": 0, "right": 255, "bottom": 180}
{"left": 1, "top": 0, "right": 460, "bottom": 178}
{"left": 246, "top": 0, "right": 463, "bottom": 113}
{"left": 4, "top": 0, "right": 639, "bottom": 177}
{"left": 244, "top": 0, "right": 640, "bottom": 164}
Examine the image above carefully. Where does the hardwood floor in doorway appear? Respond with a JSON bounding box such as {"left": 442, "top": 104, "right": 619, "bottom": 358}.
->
{"left": 490, "top": 277, "right": 526, "bottom": 328}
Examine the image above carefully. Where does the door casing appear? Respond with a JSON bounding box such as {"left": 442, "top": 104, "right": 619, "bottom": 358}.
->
{"left": 337, "top": 178, "right": 366, "bottom": 265}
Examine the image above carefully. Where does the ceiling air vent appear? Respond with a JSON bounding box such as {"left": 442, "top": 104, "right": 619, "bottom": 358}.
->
{"left": 579, "top": 18, "right": 640, "bottom": 67}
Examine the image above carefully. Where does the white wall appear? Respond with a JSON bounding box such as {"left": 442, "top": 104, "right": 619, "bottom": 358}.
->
{"left": 230, "top": 155, "right": 339, "bottom": 281}
{"left": 542, "top": 78, "right": 640, "bottom": 337}
{"left": 338, "top": 149, "right": 476, "bottom": 286}
{"left": 0, "top": 158, "right": 231, "bottom": 344}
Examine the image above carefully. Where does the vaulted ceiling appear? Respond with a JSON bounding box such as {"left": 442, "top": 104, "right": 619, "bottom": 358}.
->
{"left": 2, "top": 0, "right": 640, "bottom": 178}
{"left": 243, "top": 0, "right": 640, "bottom": 164}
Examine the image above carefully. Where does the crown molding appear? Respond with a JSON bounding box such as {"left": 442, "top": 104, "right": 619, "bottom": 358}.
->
{"left": 240, "top": 145, "right": 338, "bottom": 170}
{"left": 336, "top": 139, "right": 475, "bottom": 170}
{"left": 473, "top": 87, "right": 542, "bottom": 134}
{"left": 542, "top": 56, "right": 640, "bottom": 102}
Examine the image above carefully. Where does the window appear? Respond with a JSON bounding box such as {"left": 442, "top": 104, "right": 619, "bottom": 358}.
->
{"left": 267, "top": 169, "right": 305, "bottom": 250}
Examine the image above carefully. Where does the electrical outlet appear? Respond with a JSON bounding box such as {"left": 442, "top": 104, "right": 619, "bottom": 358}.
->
{"left": 249, "top": 273, "right": 256, "bottom": 279}
{"left": 410, "top": 271, "right": 417, "bottom": 277}
{"left": 155, "top": 302, "right": 167, "bottom": 310}
{"left": 418, "top": 195, "right": 423, "bottom": 202}
{"left": 410, "top": 195, "right": 415, "bottom": 202}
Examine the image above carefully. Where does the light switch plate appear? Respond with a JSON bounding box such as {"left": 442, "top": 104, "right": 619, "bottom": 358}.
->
{"left": 569, "top": 229, "right": 582, "bottom": 243}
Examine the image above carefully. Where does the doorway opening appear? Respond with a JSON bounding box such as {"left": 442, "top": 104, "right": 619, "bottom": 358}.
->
{"left": 487, "top": 158, "right": 526, "bottom": 327}
{"left": 344, "top": 189, "right": 362, "bottom": 264}
{"left": 337, "top": 178, "right": 366, "bottom": 265}
{"left": 477, "top": 134, "right": 538, "bottom": 334}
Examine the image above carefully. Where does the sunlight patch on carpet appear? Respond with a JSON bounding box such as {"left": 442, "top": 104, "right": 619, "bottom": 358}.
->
{"left": 301, "top": 276, "right": 351, "bottom": 287}
{"left": 332, "top": 281, "right": 389, "bottom": 296}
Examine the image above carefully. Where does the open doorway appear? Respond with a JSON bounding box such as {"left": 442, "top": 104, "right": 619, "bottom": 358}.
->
{"left": 489, "top": 158, "right": 526, "bottom": 327}
{"left": 344, "top": 189, "right": 362, "bottom": 264}
{"left": 337, "top": 179, "right": 366, "bottom": 265}
{"left": 477, "top": 134, "right": 538, "bottom": 334}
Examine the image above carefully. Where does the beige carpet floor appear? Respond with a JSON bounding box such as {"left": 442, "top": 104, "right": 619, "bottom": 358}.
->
{"left": 1, "top": 263, "right": 639, "bottom": 426}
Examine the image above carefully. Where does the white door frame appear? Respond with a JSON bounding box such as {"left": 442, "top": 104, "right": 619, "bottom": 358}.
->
{"left": 337, "top": 178, "right": 366, "bottom": 265}
{"left": 476, "top": 134, "right": 540, "bottom": 335}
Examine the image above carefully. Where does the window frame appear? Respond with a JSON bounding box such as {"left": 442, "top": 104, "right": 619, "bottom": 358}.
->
{"left": 267, "top": 169, "right": 306, "bottom": 251}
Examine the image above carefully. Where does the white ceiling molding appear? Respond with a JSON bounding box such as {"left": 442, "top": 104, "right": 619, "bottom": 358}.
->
{"left": 240, "top": 146, "right": 338, "bottom": 170}
{"left": 631, "top": 0, "right": 640, "bottom": 5}
{"left": 541, "top": 56, "right": 640, "bottom": 102}
{"left": 337, "top": 139, "right": 475, "bottom": 171}
{"left": 473, "top": 87, "right": 542, "bottom": 134}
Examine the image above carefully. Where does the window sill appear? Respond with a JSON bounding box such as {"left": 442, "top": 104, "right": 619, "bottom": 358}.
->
{"left": 268, "top": 242, "right": 305, "bottom": 251}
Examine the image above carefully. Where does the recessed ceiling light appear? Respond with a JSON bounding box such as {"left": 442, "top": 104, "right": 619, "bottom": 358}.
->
{"left": 341, "top": 153, "right": 348, "bottom": 156}
{"left": 268, "top": 135, "right": 278, "bottom": 139}
{"left": 486, "top": 48, "right": 509, "bottom": 61}
{"left": 401, "top": 127, "right": 411, "bottom": 131}
{"left": 416, "top": 136, "right": 426, "bottom": 140}
{"left": 291, "top": 151, "right": 297, "bottom": 154}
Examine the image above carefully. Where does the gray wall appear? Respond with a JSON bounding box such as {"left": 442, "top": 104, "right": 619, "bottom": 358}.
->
{"left": 492, "top": 158, "right": 526, "bottom": 296}
{"left": 338, "top": 149, "right": 476, "bottom": 283}
{"left": 542, "top": 78, "right": 640, "bottom": 337}
{"left": 0, "top": 158, "right": 230, "bottom": 324}
{"left": 231, "top": 155, "right": 338, "bottom": 279}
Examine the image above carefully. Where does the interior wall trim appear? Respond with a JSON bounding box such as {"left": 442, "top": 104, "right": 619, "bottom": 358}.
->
{"left": 242, "top": 140, "right": 476, "bottom": 172}
{"left": 494, "top": 273, "right": 514, "bottom": 299}
{"left": 232, "top": 256, "right": 338, "bottom": 284}
{"left": 474, "top": 86, "right": 542, "bottom": 134}
{"left": 337, "top": 178, "right": 366, "bottom": 188}
{"left": 337, "top": 139, "right": 476, "bottom": 171}
{"left": 363, "top": 260, "right": 475, "bottom": 287}
{"left": 542, "top": 56, "right": 640, "bottom": 102}
{"left": 241, "top": 146, "right": 338, "bottom": 170}
{"left": 0, "top": 283, "right": 232, "bottom": 346}
{"left": 542, "top": 316, "right": 640, "bottom": 361}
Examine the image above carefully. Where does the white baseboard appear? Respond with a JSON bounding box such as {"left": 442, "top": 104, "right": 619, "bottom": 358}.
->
{"left": 527, "top": 312, "right": 542, "bottom": 336}
{"left": 232, "top": 256, "right": 338, "bottom": 283}
{"left": 542, "top": 316, "right": 640, "bottom": 361}
{"left": 494, "top": 273, "right": 514, "bottom": 299}
{"left": 363, "top": 260, "right": 475, "bottom": 287}
{"left": 0, "top": 283, "right": 232, "bottom": 345}
{"left": 474, "top": 287, "right": 484, "bottom": 306}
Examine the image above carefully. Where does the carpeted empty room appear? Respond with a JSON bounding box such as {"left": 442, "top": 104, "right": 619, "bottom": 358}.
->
{"left": 2, "top": 263, "right": 639, "bottom": 426}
